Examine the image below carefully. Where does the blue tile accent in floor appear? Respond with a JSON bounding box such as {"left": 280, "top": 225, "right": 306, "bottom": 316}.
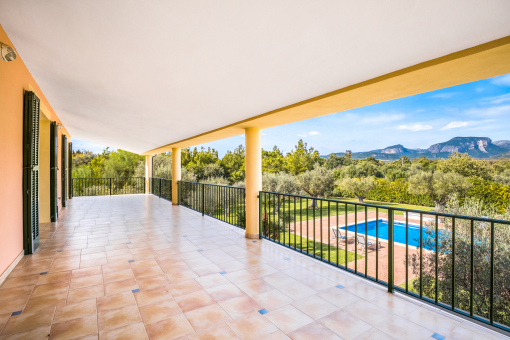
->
{"left": 128, "top": 260, "right": 135, "bottom": 263}
{"left": 198, "top": 249, "right": 203, "bottom": 252}
{"left": 40, "top": 272, "right": 48, "bottom": 275}
{"left": 220, "top": 271, "right": 227, "bottom": 275}
{"left": 284, "top": 257, "right": 290, "bottom": 261}
{"left": 258, "top": 309, "right": 268, "bottom": 315}
{"left": 336, "top": 284, "right": 345, "bottom": 289}
{"left": 432, "top": 333, "right": 445, "bottom": 340}
{"left": 252, "top": 241, "right": 257, "bottom": 243}
{"left": 57, "top": 250, "right": 62, "bottom": 252}
{"left": 11, "top": 311, "right": 22, "bottom": 316}
{"left": 132, "top": 289, "right": 140, "bottom": 293}
{"left": 126, "top": 242, "right": 131, "bottom": 244}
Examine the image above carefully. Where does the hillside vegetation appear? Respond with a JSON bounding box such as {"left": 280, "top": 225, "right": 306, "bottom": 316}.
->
{"left": 73, "top": 139, "right": 510, "bottom": 213}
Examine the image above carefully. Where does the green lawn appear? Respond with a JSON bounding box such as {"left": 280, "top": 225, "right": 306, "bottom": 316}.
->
{"left": 262, "top": 197, "right": 434, "bottom": 222}
{"left": 398, "top": 277, "right": 420, "bottom": 294}
{"left": 269, "top": 232, "right": 362, "bottom": 265}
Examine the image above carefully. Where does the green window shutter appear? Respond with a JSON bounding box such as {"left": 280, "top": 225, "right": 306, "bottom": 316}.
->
{"left": 50, "top": 121, "right": 58, "bottom": 221}
{"left": 68, "top": 142, "right": 73, "bottom": 199}
{"left": 62, "top": 134, "right": 67, "bottom": 207}
{"left": 23, "top": 91, "right": 40, "bottom": 254}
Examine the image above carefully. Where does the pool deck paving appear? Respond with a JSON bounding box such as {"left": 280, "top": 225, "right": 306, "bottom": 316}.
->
{"left": 288, "top": 211, "right": 432, "bottom": 286}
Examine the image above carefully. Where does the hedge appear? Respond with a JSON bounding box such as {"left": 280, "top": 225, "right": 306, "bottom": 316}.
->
{"left": 335, "top": 177, "right": 510, "bottom": 211}
{"left": 468, "top": 178, "right": 510, "bottom": 213}
{"left": 335, "top": 178, "right": 434, "bottom": 207}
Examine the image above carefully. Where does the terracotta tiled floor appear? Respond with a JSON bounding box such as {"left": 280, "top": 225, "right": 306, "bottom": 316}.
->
{"left": 0, "top": 194, "right": 508, "bottom": 340}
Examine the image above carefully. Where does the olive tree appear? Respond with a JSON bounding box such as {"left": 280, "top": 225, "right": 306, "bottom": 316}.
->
{"left": 262, "top": 171, "right": 299, "bottom": 212}
{"left": 263, "top": 172, "right": 299, "bottom": 194}
{"left": 202, "top": 164, "right": 225, "bottom": 180}
{"left": 153, "top": 153, "right": 172, "bottom": 179}
{"left": 407, "top": 171, "right": 472, "bottom": 210}
{"left": 337, "top": 177, "right": 376, "bottom": 203}
{"left": 437, "top": 152, "right": 493, "bottom": 180}
{"left": 409, "top": 195, "right": 510, "bottom": 327}
{"left": 296, "top": 164, "right": 335, "bottom": 208}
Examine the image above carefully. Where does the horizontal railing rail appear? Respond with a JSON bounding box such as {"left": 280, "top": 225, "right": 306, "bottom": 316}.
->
{"left": 150, "top": 177, "right": 172, "bottom": 201}
{"left": 72, "top": 177, "right": 145, "bottom": 197}
{"left": 259, "top": 191, "right": 510, "bottom": 332}
{"left": 178, "top": 181, "right": 246, "bottom": 229}
{"left": 260, "top": 191, "right": 510, "bottom": 224}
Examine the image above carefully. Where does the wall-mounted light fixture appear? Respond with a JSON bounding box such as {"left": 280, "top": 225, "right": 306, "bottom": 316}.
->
{"left": 0, "top": 42, "right": 17, "bottom": 62}
{"left": 57, "top": 123, "right": 63, "bottom": 130}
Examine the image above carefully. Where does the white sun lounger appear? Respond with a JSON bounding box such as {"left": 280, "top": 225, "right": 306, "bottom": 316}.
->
{"left": 350, "top": 234, "right": 381, "bottom": 253}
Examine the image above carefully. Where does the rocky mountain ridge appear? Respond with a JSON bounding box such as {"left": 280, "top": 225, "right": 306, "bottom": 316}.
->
{"left": 326, "top": 137, "right": 510, "bottom": 160}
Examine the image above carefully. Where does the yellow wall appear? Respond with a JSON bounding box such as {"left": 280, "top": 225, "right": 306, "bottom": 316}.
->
{"left": 0, "top": 25, "right": 71, "bottom": 276}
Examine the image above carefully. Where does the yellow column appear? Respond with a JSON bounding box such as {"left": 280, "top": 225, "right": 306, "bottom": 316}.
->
{"left": 145, "top": 155, "right": 153, "bottom": 194}
{"left": 172, "top": 148, "right": 181, "bottom": 205}
{"left": 245, "top": 127, "right": 261, "bottom": 239}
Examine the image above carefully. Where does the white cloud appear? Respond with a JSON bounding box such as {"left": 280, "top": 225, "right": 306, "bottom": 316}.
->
{"left": 486, "top": 93, "right": 510, "bottom": 105}
{"left": 429, "top": 92, "right": 460, "bottom": 99}
{"left": 441, "top": 121, "right": 468, "bottom": 130}
{"left": 491, "top": 74, "right": 510, "bottom": 86}
{"left": 298, "top": 131, "right": 320, "bottom": 137}
{"left": 397, "top": 124, "right": 432, "bottom": 131}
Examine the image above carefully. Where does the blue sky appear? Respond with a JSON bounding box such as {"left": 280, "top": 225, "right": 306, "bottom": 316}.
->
{"left": 73, "top": 73, "right": 510, "bottom": 157}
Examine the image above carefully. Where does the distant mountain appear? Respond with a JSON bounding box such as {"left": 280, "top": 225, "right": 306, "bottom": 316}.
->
{"left": 428, "top": 137, "right": 505, "bottom": 158}
{"left": 491, "top": 150, "right": 510, "bottom": 159}
{"left": 381, "top": 144, "right": 427, "bottom": 154}
{"left": 324, "top": 137, "right": 507, "bottom": 160}
{"left": 493, "top": 140, "right": 510, "bottom": 150}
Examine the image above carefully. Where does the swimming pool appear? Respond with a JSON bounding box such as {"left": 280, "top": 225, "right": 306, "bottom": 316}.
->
{"left": 340, "top": 219, "right": 435, "bottom": 248}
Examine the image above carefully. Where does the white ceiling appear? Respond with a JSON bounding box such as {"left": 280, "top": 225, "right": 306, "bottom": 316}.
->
{"left": 1, "top": 0, "right": 510, "bottom": 154}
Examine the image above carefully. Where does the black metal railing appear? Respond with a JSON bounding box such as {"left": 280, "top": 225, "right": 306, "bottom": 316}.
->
{"left": 72, "top": 177, "right": 145, "bottom": 197}
{"left": 150, "top": 177, "right": 172, "bottom": 201}
{"left": 179, "top": 181, "right": 246, "bottom": 229}
{"left": 259, "top": 191, "right": 510, "bottom": 332}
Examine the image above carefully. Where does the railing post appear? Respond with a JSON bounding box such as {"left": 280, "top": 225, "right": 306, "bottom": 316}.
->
{"left": 143, "top": 177, "right": 146, "bottom": 194}
{"left": 202, "top": 183, "right": 205, "bottom": 216}
{"left": 258, "top": 193, "right": 262, "bottom": 239}
{"left": 388, "top": 208, "right": 394, "bottom": 293}
{"left": 109, "top": 178, "right": 112, "bottom": 196}
{"left": 177, "top": 181, "right": 181, "bottom": 205}
{"left": 160, "top": 178, "right": 162, "bottom": 197}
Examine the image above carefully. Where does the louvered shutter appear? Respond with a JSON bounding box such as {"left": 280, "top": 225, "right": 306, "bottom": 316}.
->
{"left": 50, "top": 121, "right": 58, "bottom": 221}
{"left": 23, "top": 91, "right": 40, "bottom": 254}
{"left": 68, "top": 142, "right": 73, "bottom": 199}
{"left": 62, "top": 134, "right": 67, "bottom": 207}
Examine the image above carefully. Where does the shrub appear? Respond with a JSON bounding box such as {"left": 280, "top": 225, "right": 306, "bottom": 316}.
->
{"left": 468, "top": 178, "right": 510, "bottom": 213}
{"left": 409, "top": 195, "right": 510, "bottom": 327}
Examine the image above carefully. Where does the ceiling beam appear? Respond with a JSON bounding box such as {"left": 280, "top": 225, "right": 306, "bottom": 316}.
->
{"left": 142, "top": 35, "right": 510, "bottom": 155}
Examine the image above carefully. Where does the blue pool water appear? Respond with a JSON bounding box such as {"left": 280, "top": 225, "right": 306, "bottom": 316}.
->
{"left": 340, "top": 219, "right": 433, "bottom": 248}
